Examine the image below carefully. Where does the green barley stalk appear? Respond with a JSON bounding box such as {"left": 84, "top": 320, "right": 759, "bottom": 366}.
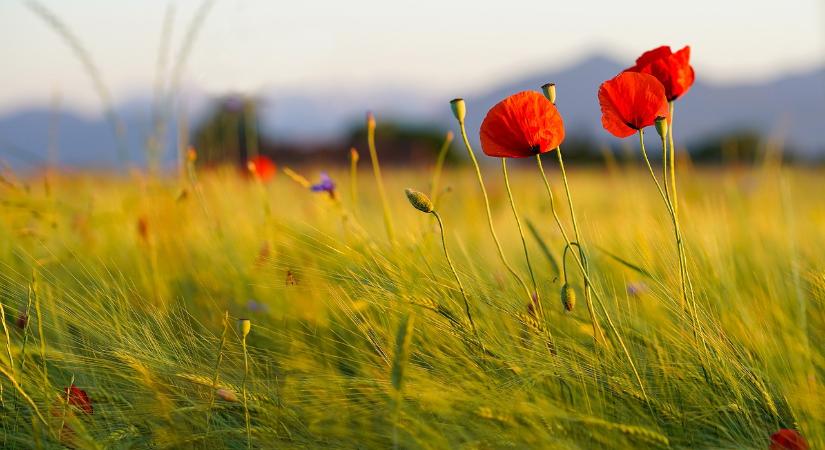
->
{"left": 205, "top": 311, "right": 230, "bottom": 435}
{"left": 391, "top": 313, "right": 415, "bottom": 450}
{"left": 349, "top": 147, "right": 360, "bottom": 209}
{"left": 366, "top": 113, "right": 396, "bottom": 242}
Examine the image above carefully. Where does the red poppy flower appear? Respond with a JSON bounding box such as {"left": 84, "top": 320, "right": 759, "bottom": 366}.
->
{"left": 65, "top": 384, "right": 93, "bottom": 415}
{"left": 598, "top": 72, "right": 669, "bottom": 138}
{"left": 480, "top": 91, "right": 565, "bottom": 158}
{"left": 248, "top": 155, "right": 277, "bottom": 182}
{"left": 770, "top": 429, "right": 808, "bottom": 450}
{"left": 625, "top": 45, "right": 695, "bottom": 101}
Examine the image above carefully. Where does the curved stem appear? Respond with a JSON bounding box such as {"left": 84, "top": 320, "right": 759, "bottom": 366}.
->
{"left": 640, "top": 131, "right": 699, "bottom": 338}
{"left": 537, "top": 155, "right": 649, "bottom": 403}
{"left": 536, "top": 155, "right": 603, "bottom": 345}
{"left": 432, "top": 211, "right": 479, "bottom": 341}
{"left": 555, "top": 147, "right": 596, "bottom": 331}
{"left": 501, "top": 159, "right": 542, "bottom": 317}
{"left": 456, "top": 120, "right": 533, "bottom": 302}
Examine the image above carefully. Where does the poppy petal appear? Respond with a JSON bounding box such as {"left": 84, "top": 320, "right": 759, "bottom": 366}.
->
{"left": 598, "top": 72, "right": 668, "bottom": 138}
{"left": 480, "top": 91, "right": 565, "bottom": 158}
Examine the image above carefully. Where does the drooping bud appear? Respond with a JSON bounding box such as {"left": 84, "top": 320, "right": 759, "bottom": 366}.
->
{"left": 561, "top": 284, "right": 576, "bottom": 312}
{"left": 655, "top": 116, "right": 668, "bottom": 139}
{"left": 450, "top": 98, "right": 466, "bottom": 123}
{"left": 238, "top": 318, "right": 251, "bottom": 338}
{"left": 405, "top": 189, "right": 434, "bottom": 213}
{"left": 541, "top": 83, "right": 557, "bottom": 104}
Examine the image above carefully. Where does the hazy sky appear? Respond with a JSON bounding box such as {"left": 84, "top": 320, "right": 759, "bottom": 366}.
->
{"left": 1, "top": 0, "right": 823, "bottom": 112}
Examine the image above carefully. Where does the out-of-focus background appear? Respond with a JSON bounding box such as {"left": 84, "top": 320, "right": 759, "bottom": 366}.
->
{"left": 0, "top": 0, "right": 823, "bottom": 169}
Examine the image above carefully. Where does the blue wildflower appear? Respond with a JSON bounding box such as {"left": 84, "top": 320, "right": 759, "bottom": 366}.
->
{"left": 310, "top": 172, "right": 336, "bottom": 197}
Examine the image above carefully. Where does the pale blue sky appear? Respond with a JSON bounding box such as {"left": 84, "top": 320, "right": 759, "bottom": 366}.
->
{"left": 0, "top": 0, "right": 822, "bottom": 112}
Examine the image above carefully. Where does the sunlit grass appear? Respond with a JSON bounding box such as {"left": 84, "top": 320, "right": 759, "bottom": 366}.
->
{"left": 0, "top": 162, "right": 822, "bottom": 448}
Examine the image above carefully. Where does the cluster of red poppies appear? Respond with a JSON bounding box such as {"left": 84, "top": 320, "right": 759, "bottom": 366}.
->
{"left": 479, "top": 45, "right": 694, "bottom": 157}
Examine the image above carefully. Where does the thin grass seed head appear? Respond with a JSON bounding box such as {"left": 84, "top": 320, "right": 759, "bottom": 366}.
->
{"left": 367, "top": 111, "right": 376, "bottom": 130}
{"left": 350, "top": 147, "right": 359, "bottom": 163}
{"left": 186, "top": 146, "right": 197, "bottom": 162}
{"left": 450, "top": 98, "right": 466, "bottom": 123}
{"left": 238, "top": 318, "right": 251, "bottom": 338}
{"left": 655, "top": 116, "right": 668, "bottom": 139}
{"left": 405, "top": 189, "right": 434, "bottom": 213}
{"left": 445, "top": 130, "right": 454, "bottom": 142}
{"left": 561, "top": 283, "right": 576, "bottom": 311}
{"left": 541, "top": 83, "right": 557, "bottom": 104}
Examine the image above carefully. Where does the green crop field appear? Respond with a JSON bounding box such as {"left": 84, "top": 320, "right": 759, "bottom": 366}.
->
{"left": 0, "top": 153, "right": 822, "bottom": 448}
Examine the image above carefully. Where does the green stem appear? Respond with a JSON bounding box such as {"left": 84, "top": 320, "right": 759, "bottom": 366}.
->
{"left": 432, "top": 211, "right": 479, "bottom": 341}
{"left": 430, "top": 132, "right": 453, "bottom": 208}
{"left": 554, "top": 147, "right": 595, "bottom": 331}
{"left": 367, "top": 120, "right": 395, "bottom": 242}
{"left": 536, "top": 155, "right": 603, "bottom": 345}
{"left": 350, "top": 149, "right": 359, "bottom": 210}
{"left": 205, "top": 311, "right": 229, "bottom": 435}
{"left": 241, "top": 334, "right": 251, "bottom": 449}
{"left": 668, "top": 102, "right": 677, "bottom": 217}
{"left": 501, "top": 159, "right": 543, "bottom": 320}
{"left": 639, "top": 131, "right": 698, "bottom": 336}
{"left": 455, "top": 120, "right": 533, "bottom": 302}
{"left": 536, "top": 155, "right": 648, "bottom": 402}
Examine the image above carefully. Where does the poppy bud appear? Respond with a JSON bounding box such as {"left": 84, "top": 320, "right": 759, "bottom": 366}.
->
{"left": 655, "top": 116, "right": 668, "bottom": 139}
{"left": 450, "top": 98, "right": 466, "bottom": 123}
{"left": 561, "top": 284, "right": 576, "bottom": 311}
{"left": 366, "top": 111, "right": 376, "bottom": 130}
{"left": 405, "top": 189, "right": 433, "bottom": 213}
{"left": 238, "top": 318, "right": 251, "bottom": 338}
{"left": 541, "top": 83, "right": 556, "bottom": 104}
{"left": 350, "top": 147, "right": 359, "bottom": 163}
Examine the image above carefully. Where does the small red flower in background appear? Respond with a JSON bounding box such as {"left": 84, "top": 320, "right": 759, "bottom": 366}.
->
{"left": 598, "top": 72, "right": 669, "bottom": 138}
{"left": 480, "top": 91, "right": 565, "bottom": 158}
{"left": 625, "top": 45, "right": 695, "bottom": 101}
{"left": 770, "top": 429, "right": 808, "bottom": 450}
{"left": 248, "top": 155, "right": 277, "bottom": 182}
{"left": 65, "top": 384, "right": 93, "bottom": 415}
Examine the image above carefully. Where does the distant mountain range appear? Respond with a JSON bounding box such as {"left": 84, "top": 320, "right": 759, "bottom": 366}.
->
{"left": 1, "top": 53, "right": 823, "bottom": 168}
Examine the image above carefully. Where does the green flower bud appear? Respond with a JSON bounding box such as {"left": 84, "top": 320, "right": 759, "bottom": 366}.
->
{"left": 561, "top": 284, "right": 576, "bottom": 312}
{"left": 450, "top": 98, "right": 466, "bottom": 123}
{"left": 541, "top": 83, "right": 556, "bottom": 104}
{"left": 405, "top": 189, "right": 433, "bottom": 213}
{"left": 655, "top": 116, "right": 668, "bottom": 139}
{"left": 238, "top": 318, "right": 251, "bottom": 338}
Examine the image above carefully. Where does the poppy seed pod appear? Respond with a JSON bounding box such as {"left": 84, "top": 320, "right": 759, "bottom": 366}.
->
{"left": 541, "top": 83, "right": 556, "bottom": 104}
{"left": 238, "top": 318, "right": 251, "bottom": 338}
{"left": 450, "top": 98, "right": 466, "bottom": 123}
{"left": 561, "top": 284, "right": 576, "bottom": 312}
{"left": 405, "top": 189, "right": 434, "bottom": 213}
{"left": 655, "top": 116, "right": 668, "bottom": 139}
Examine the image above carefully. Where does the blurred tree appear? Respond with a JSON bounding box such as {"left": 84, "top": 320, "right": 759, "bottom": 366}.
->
{"left": 191, "top": 95, "right": 261, "bottom": 167}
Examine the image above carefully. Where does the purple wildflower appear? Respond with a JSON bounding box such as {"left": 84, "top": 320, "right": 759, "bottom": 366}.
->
{"left": 310, "top": 172, "right": 336, "bottom": 198}
{"left": 626, "top": 282, "right": 648, "bottom": 297}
